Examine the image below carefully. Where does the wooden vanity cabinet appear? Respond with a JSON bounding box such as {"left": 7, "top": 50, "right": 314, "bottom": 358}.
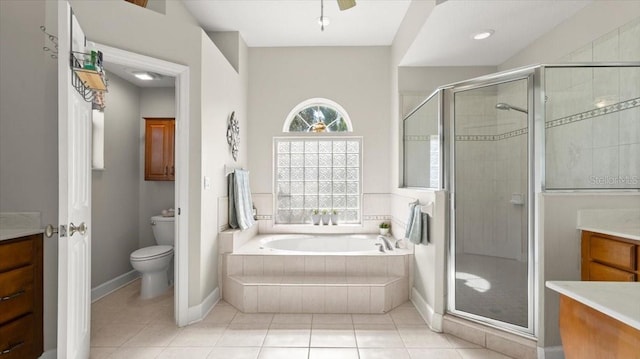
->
{"left": 144, "top": 118, "right": 175, "bottom": 181}
{"left": 581, "top": 231, "right": 639, "bottom": 281}
{"left": 0, "top": 234, "right": 43, "bottom": 359}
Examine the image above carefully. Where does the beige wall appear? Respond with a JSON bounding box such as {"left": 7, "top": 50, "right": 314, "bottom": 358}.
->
{"left": 247, "top": 46, "right": 392, "bottom": 222}
{"left": 92, "top": 73, "right": 141, "bottom": 288}
{"left": 139, "top": 87, "right": 176, "bottom": 249}
{"left": 0, "top": 1, "right": 59, "bottom": 350}
{"left": 199, "top": 30, "right": 249, "bottom": 300}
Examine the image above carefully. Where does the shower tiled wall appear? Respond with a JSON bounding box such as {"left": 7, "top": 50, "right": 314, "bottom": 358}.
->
{"left": 454, "top": 79, "right": 528, "bottom": 261}
{"left": 545, "top": 18, "right": 640, "bottom": 189}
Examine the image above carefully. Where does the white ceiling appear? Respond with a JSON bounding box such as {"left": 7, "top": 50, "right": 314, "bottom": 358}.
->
{"left": 104, "top": 62, "right": 175, "bottom": 88}
{"left": 183, "top": 0, "right": 412, "bottom": 47}
{"left": 400, "top": 0, "right": 592, "bottom": 66}
{"left": 183, "top": 0, "right": 594, "bottom": 67}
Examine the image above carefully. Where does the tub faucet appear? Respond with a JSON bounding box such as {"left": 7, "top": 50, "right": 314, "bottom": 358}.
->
{"left": 378, "top": 235, "right": 394, "bottom": 251}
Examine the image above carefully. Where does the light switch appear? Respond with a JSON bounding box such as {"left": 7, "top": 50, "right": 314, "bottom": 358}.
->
{"left": 204, "top": 176, "right": 211, "bottom": 189}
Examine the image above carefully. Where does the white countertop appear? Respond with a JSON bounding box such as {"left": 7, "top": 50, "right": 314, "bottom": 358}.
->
{"left": 577, "top": 224, "right": 640, "bottom": 241}
{"left": 0, "top": 228, "right": 44, "bottom": 241}
{"left": 546, "top": 281, "right": 640, "bottom": 330}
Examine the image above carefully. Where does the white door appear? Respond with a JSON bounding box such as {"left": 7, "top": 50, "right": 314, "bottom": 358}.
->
{"left": 57, "top": 1, "right": 92, "bottom": 358}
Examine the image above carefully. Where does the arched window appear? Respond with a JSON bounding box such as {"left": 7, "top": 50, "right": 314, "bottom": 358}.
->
{"left": 283, "top": 98, "right": 353, "bottom": 133}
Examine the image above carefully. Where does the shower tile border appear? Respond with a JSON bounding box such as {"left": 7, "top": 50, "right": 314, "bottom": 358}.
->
{"left": 454, "top": 97, "right": 639, "bottom": 142}
{"left": 545, "top": 97, "right": 639, "bottom": 129}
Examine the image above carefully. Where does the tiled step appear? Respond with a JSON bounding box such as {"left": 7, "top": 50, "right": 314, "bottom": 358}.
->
{"left": 223, "top": 274, "right": 409, "bottom": 314}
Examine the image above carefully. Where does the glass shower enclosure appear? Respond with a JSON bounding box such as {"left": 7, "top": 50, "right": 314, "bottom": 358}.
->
{"left": 442, "top": 63, "right": 638, "bottom": 336}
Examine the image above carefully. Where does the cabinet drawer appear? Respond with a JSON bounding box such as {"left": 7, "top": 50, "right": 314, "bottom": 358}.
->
{"left": 0, "top": 314, "right": 34, "bottom": 359}
{"left": 590, "top": 236, "right": 636, "bottom": 271}
{"left": 0, "top": 238, "right": 33, "bottom": 272}
{"left": 0, "top": 266, "right": 34, "bottom": 324}
{"left": 589, "top": 262, "right": 636, "bottom": 282}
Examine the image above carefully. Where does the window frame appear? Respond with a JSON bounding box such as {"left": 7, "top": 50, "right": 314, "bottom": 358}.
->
{"left": 272, "top": 134, "right": 363, "bottom": 226}
{"left": 282, "top": 98, "right": 353, "bottom": 133}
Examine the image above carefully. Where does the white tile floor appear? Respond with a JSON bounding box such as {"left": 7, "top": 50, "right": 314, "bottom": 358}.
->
{"left": 90, "top": 280, "right": 513, "bottom": 359}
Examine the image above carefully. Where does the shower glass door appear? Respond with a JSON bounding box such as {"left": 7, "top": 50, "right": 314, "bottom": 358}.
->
{"left": 449, "top": 75, "right": 533, "bottom": 334}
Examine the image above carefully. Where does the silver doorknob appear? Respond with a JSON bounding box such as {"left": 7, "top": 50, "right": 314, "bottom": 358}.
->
{"left": 69, "top": 222, "right": 87, "bottom": 236}
{"left": 44, "top": 224, "right": 58, "bottom": 238}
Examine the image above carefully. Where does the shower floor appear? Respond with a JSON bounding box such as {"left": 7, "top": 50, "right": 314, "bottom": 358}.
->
{"left": 454, "top": 253, "right": 528, "bottom": 328}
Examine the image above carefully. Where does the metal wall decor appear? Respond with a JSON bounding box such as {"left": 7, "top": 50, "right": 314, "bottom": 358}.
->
{"left": 226, "top": 111, "right": 239, "bottom": 161}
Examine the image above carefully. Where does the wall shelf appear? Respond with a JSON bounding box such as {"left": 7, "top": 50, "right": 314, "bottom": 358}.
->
{"left": 70, "top": 51, "right": 107, "bottom": 109}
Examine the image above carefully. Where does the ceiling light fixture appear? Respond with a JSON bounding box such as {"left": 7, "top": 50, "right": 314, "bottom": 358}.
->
{"left": 133, "top": 72, "right": 154, "bottom": 81}
{"left": 317, "top": 16, "right": 331, "bottom": 27}
{"left": 472, "top": 29, "right": 494, "bottom": 40}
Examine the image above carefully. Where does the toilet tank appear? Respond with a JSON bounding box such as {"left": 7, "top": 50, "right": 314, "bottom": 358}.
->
{"left": 151, "top": 215, "right": 175, "bottom": 246}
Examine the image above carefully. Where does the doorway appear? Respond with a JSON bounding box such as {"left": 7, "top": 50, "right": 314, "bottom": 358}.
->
{"left": 91, "top": 43, "right": 190, "bottom": 326}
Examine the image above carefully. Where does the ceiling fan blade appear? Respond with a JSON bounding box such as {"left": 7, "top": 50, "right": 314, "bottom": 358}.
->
{"left": 337, "top": 0, "right": 356, "bottom": 11}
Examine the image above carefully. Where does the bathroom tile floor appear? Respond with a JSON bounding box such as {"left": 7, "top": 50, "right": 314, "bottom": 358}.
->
{"left": 90, "top": 280, "right": 513, "bottom": 359}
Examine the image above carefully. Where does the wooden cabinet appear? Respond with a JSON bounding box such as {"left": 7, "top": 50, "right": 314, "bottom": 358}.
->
{"left": 0, "top": 234, "right": 43, "bottom": 359}
{"left": 144, "top": 118, "right": 175, "bottom": 181}
{"left": 559, "top": 295, "right": 640, "bottom": 359}
{"left": 581, "top": 231, "right": 639, "bottom": 281}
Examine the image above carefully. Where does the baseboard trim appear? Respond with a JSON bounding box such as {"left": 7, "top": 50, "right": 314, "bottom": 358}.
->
{"left": 91, "top": 270, "right": 140, "bottom": 303}
{"left": 410, "top": 287, "right": 443, "bottom": 332}
{"left": 38, "top": 349, "right": 57, "bottom": 359}
{"left": 539, "top": 346, "right": 564, "bottom": 359}
{"left": 187, "top": 286, "right": 220, "bottom": 324}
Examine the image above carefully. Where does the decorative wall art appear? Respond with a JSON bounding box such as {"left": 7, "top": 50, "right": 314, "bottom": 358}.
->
{"left": 226, "top": 111, "right": 239, "bottom": 161}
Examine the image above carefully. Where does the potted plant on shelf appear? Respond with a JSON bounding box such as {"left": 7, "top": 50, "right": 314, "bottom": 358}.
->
{"left": 331, "top": 210, "right": 339, "bottom": 225}
{"left": 379, "top": 222, "right": 390, "bottom": 235}
{"left": 321, "top": 209, "right": 331, "bottom": 225}
{"left": 311, "top": 209, "right": 321, "bottom": 225}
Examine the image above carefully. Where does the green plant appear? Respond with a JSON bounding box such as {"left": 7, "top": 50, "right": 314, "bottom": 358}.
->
{"left": 379, "top": 222, "right": 390, "bottom": 229}
{"left": 312, "top": 209, "right": 319, "bottom": 215}
{"left": 332, "top": 209, "right": 338, "bottom": 215}
{"left": 321, "top": 209, "right": 328, "bottom": 215}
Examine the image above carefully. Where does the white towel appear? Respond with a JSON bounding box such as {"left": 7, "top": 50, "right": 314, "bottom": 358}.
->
{"left": 405, "top": 201, "right": 427, "bottom": 245}
{"left": 228, "top": 169, "right": 255, "bottom": 230}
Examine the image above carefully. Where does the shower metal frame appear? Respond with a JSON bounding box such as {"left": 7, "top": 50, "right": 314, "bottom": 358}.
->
{"left": 445, "top": 66, "right": 537, "bottom": 337}
{"left": 441, "top": 62, "right": 639, "bottom": 339}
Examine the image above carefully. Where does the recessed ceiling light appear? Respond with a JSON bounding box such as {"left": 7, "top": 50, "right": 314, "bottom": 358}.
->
{"left": 317, "top": 16, "right": 330, "bottom": 27}
{"left": 133, "top": 72, "right": 154, "bottom": 81}
{"left": 472, "top": 29, "right": 495, "bottom": 40}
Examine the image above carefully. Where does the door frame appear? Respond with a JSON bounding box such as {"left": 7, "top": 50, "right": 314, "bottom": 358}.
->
{"left": 91, "top": 43, "right": 190, "bottom": 326}
{"left": 445, "top": 66, "right": 537, "bottom": 338}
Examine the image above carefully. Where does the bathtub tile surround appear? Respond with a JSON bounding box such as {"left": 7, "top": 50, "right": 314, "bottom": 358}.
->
{"left": 222, "top": 253, "right": 411, "bottom": 314}
{"left": 219, "top": 233, "right": 412, "bottom": 314}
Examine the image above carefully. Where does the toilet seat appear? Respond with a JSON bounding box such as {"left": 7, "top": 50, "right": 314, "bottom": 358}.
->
{"left": 130, "top": 245, "right": 173, "bottom": 261}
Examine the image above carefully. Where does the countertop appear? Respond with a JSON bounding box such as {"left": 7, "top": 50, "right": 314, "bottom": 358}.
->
{"left": 577, "top": 208, "right": 640, "bottom": 241}
{"left": 0, "top": 228, "right": 44, "bottom": 241}
{"left": 546, "top": 281, "right": 640, "bottom": 330}
{"left": 577, "top": 224, "right": 640, "bottom": 241}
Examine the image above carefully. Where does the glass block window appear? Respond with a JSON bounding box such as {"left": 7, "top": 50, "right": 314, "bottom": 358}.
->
{"left": 275, "top": 137, "right": 361, "bottom": 224}
{"left": 283, "top": 98, "right": 353, "bottom": 133}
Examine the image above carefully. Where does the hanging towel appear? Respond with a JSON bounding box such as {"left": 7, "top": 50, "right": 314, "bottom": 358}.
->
{"left": 405, "top": 201, "right": 422, "bottom": 245}
{"left": 421, "top": 212, "right": 430, "bottom": 244}
{"left": 228, "top": 169, "right": 256, "bottom": 230}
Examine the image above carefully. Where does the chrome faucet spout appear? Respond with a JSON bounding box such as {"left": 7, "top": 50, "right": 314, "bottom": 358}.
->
{"left": 378, "top": 235, "right": 394, "bottom": 251}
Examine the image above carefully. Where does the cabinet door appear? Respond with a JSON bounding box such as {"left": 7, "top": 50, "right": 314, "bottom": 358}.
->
{"left": 144, "top": 118, "right": 175, "bottom": 181}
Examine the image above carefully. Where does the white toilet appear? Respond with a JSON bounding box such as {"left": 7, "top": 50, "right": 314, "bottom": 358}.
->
{"left": 130, "top": 215, "right": 174, "bottom": 299}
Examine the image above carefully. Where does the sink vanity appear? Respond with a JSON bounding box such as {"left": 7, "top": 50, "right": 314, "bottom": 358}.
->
{"left": 0, "top": 213, "right": 44, "bottom": 359}
{"left": 578, "top": 209, "right": 640, "bottom": 282}
{"left": 546, "top": 208, "right": 640, "bottom": 359}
